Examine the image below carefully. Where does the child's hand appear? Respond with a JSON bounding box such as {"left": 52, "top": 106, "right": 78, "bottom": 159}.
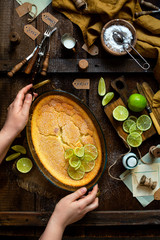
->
{"left": 51, "top": 184, "right": 99, "bottom": 230}
{"left": 3, "top": 84, "right": 37, "bottom": 138}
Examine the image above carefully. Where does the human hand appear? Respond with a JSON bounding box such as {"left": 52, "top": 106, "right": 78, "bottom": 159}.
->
{"left": 3, "top": 84, "right": 37, "bottom": 139}
{"left": 51, "top": 184, "right": 99, "bottom": 230}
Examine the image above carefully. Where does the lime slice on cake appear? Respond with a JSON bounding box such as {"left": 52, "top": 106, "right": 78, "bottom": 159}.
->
{"left": 74, "top": 147, "right": 84, "bottom": 158}
{"left": 16, "top": 158, "right": 33, "bottom": 173}
{"left": 64, "top": 149, "right": 73, "bottom": 159}
{"left": 11, "top": 145, "right": 26, "bottom": 154}
{"left": 123, "top": 119, "right": 135, "bottom": 133}
{"left": 69, "top": 155, "right": 81, "bottom": 168}
{"left": 81, "top": 160, "right": 95, "bottom": 173}
{"left": 127, "top": 132, "right": 142, "bottom": 147}
{"left": 83, "top": 154, "right": 94, "bottom": 162}
{"left": 113, "top": 105, "right": 129, "bottom": 121}
{"left": 136, "top": 115, "right": 152, "bottom": 131}
{"left": 102, "top": 92, "right": 114, "bottom": 106}
{"left": 84, "top": 144, "right": 98, "bottom": 160}
{"left": 98, "top": 77, "right": 106, "bottom": 96}
{"left": 68, "top": 165, "right": 85, "bottom": 180}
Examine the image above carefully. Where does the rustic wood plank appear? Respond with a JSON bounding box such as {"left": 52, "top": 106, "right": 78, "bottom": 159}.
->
{"left": 1, "top": 58, "right": 154, "bottom": 73}
{"left": 1, "top": 210, "right": 160, "bottom": 226}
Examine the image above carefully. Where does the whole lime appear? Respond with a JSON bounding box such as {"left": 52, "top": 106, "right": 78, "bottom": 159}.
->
{"left": 128, "top": 93, "right": 147, "bottom": 112}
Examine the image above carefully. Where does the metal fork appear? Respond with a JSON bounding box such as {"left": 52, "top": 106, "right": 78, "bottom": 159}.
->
{"left": 40, "top": 27, "right": 57, "bottom": 48}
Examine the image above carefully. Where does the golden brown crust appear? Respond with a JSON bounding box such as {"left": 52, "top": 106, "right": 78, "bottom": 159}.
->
{"left": 31, "top": 95, "right": 102, "bottom": 187}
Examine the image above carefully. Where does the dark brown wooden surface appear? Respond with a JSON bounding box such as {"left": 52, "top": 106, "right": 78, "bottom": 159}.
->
{"left": 1, "top": 0, "right": 160, "bottom": 238}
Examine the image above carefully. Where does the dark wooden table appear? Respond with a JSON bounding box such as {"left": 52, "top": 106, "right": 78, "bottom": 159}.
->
{"left": 1, "top": 0, "right": 160, "bottom": 238}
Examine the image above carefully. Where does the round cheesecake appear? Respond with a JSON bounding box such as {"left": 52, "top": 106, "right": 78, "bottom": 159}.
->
{"left": 31, "top": 94, "right": 102, "bottom": 188}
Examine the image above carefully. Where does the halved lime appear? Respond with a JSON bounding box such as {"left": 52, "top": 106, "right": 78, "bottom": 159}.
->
{"left": 6, "top": 152, "right": 21, "bottom": 161}
{"left": 102, "top": 92, "right": 114, "bottom": 106}
{"left": 136, "top": 115, "right": 152, "bottom": 131}
{"left": 84, "top": 144, "right": 98, "bottom": 160}
{"left": 16, "top": 158, "right": 33, "bottom": 173}
{"left": 11, "top": 145, "right": 26, "bottom": 154}
{"left": 129, "top": 122, "right": 137, "bottom": 133}
{"left": 67, "top": 165, "right": 85, "bottom": 180}
{"left": 128, "top": 116, "right": 137, "bottom": 122}
{"left": 64, "top": 149, "right": 73, "bottom": 159}
{"left": 69, "top": 155, "right": 81, "bottom": 168}
{"left": 127, "top": 132, "right": 142, "bottom": 147}
{"left": 74, "top": 147, "right": 84, "bottom": 158}
{"left": 98, "top": 77, "right": 106, "bottom": 96}
{"left": 123, "top": 119, "right": 135, "bottom": 133}
{"left": 81, "top": 160, "right": 95, "bottom": 172}
{"left": 113, "top": 105, "right": 129, "bottom": 121}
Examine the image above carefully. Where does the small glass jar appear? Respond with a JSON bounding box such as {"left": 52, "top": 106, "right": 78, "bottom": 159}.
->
{"left": 122, "top": 152, "right": 138, "bottom": 170}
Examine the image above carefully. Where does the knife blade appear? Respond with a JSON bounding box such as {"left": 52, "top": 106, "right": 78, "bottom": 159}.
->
{"left": 136, "top": 83, "right": 160, "bottom": 135}
{"left": 7, "top": 46, "right": 38, "bottom": 77}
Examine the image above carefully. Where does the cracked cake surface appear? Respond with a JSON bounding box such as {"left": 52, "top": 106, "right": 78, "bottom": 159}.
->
{"left": 31, "top": 95, "right": 102, "bottom": 187}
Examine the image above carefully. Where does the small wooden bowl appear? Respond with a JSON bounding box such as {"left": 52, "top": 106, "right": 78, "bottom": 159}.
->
{"left": 101, "top": 19, "right": 137, "bottom": 56}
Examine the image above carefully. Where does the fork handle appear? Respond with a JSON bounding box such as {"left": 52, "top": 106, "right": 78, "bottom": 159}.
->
{"left": 25, "top": 47, "right": 39, "bottom": 74}
{"left": 41, "top": 51, "right": 49, "bottom": 76}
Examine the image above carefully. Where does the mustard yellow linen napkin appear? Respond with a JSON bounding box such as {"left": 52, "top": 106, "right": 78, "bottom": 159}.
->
{"left": 152, "top": 90, "right": 160, "bottom": 107}
{"left": 52, "top": 0, "right": 160, "bottom": 83}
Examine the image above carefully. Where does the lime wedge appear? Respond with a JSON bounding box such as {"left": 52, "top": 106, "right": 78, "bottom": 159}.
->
{"left": 69, "top": 155, "right": 81, "bottom": 168}
{"left": 81, "top": 160, "right": 95, "bottom": 172}
{"left": 6, "top": 153, "right": 21, "bottom": 161}
{"left": 16, "top": 158, "right": 33, "bottom": 173}
{"left": 98, "top": 77, "right": 106, "bottom": 96}
{"left": 113, "top": 105, "right": 129, "bottom": 121}
{"left": 64, "top": 149, "right": 73, "bottom": 159}
{"left": 123, "top": 119, "right": 135, "bottom": 133}
{"left": 11, "top": 145, "right": 26, "bottom": 154}
{"left": 128, "top": 116, "right": 137, "bottom": 122}
{"left": 84, "top": 144, "right": 98, "bottom": 160}
{"left": 74, "top": 147, "right": 84, "bottom": 158}
{"left": 102, "top": 92, "right": 114, "bottom": 106}
{"left": 127, "top": 132, "right": 142, "bottom": 147}
{"left": 136, "top": 115, "right": 152, "bottom": 131}
{"left": 67, "top": 165, "right": 85, "bottom": 180}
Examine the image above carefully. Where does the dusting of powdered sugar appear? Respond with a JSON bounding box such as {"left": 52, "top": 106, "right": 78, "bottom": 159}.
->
{"left": 103, "top": 25, "right": 133, "bottom": 53}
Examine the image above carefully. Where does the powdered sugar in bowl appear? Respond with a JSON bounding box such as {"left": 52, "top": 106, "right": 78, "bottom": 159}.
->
{"left": 101, "top": 19, "right": 137, "bottom": 56}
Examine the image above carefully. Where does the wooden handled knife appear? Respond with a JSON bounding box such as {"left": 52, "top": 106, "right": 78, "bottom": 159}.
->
{"left": 136, "top": 83, "right": 160, "bottom": 135}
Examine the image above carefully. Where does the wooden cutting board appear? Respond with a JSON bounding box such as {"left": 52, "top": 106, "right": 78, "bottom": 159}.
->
{"left": 104, "top": 97, "right": 156, "bottom": 145}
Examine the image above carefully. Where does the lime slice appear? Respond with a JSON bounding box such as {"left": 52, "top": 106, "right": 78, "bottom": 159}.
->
{"left": 84, "top": 144, "right": 98, "bottom": 160}
{"left": 69, "top": 155, "right": 81, "bottom": 168}
{"left": 83, "top": 154, "right": 94, "bottom": 162}
{"left": 129, "top": 122, "right": 137, "bottom": 133}
{"left": 75, "top": 161, "right": 81, "bottom": 170}
{"left": 64, "top": 149, "right": 73, "bottom": 159}
{"left": 128, "top": 116, "right": 137, "bottom": 122}
{"left": 67, "top": 165, "right": 85, "bottom": 180}
{"left": 127, "top": 132, "right": 142, "bottom": 147}
{"left": 102, "top": 92, "right": 114, "bottom": 106}
{"left": 113, "top": 105, "right": 129, "bottom": 121}
{"left": 98, "top": 77, "right": 106, "bottom": 96}
{"left": 136, "top": 115, "right": 152, "bottom": 131}
{"left": 11, "top": 145, "right": 26, "bottom": 154}
{"left": 123, "top": 119, "right": 135, "bottom": 133}
{"left": 81, "top": 160, "right": 95, "bottom": 172}
{"left": 16, "top": 158, "right": 33, "bottom": 173}
{"left": 6, "top": 152, "right": 21, "bottom": 161}
{"left": 74, "top": 147, "right": 84, "bottom": 158}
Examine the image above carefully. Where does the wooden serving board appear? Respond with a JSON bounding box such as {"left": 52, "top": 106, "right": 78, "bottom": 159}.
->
{"left": 104, "top": 97, "right": 156, "bottom": 145}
